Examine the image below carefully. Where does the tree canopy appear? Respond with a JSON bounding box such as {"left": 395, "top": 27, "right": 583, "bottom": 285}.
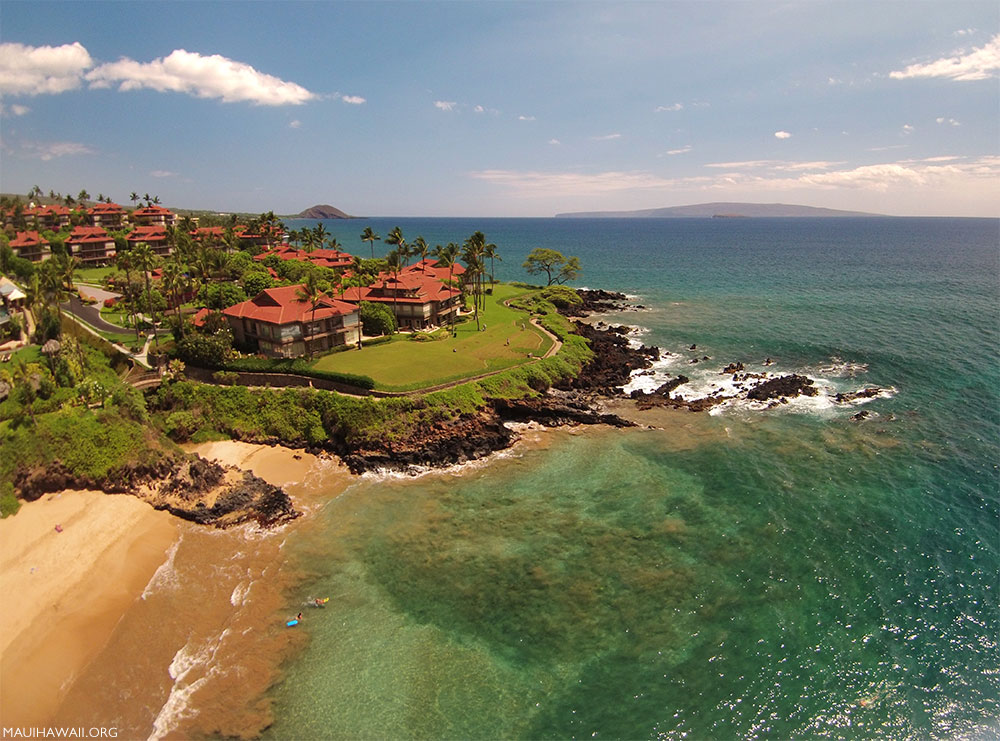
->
{"left": 522, "top": 248, "right": 581, "bottom": 286}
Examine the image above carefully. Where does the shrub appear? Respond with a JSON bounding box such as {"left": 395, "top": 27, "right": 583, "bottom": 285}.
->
{"left": 0, "top": 481, "right": 20, "bottom": 518}
{"left": 360, "top": 301, "right": 396, "bottom": 336}
{"left": 212, "top": 370, "right": 240, "bottom": 386}
{"left": 164, "top": 410, "right": 199, "bottom": 441}
{"left": 103, "top": 297, "right": 117, "bottom": 308}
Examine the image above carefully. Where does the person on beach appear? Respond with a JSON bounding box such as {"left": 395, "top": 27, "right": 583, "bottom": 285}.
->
{"left": 296, "top": 612, "right": 303, "bottom": 621}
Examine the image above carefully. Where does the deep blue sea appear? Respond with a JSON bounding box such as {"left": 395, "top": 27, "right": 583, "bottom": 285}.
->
{"left": 268, "top": 217, "right": 999, "bottom": 739}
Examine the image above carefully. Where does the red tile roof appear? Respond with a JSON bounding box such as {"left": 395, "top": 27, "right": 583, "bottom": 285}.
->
{"left": 128, "top": 225, "right": 168, "bottom": 242}
{"left": 356, "top": 272, "right": 459, "bottom": 304}
{"left": 222, "top": 284, "right": 357, "bottom": 325}
{"left": 403, "top": 258, "right": 466, "bottom": 279}
{"left": 88, "top": 203, "right": 126, "bottom": 215}
{"left": 10, "top": 231, "right": 44, "bottom": 248}
{"left": 132, "top": 205, "right": 174, "bottom": 217}
{"left": 67, "top": 226, "right": 112, "bottom": 243}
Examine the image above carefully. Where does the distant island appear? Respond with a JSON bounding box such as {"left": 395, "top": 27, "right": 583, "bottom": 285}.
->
{"left": 555, "top": 202, "right": 887, "bottom": 218}
{"left": 294, "top": 204, "right": 353, "bottom": 219}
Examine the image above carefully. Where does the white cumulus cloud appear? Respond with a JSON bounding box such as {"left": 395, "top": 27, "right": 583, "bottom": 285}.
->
{"left": 665, "top": 146, "right": 692, "bottom": 155}
{"left": 518, "top": 115, "right": 536, "bottom": 121}
{"left": 890, "top": 33, "right": 1000, "bottom": 81}
{"left": 471, "top": 169, "right": 675, "bottom": 197}
{"left": 655, "top": 103, "right": 683, "bottom": 112}
{"left": 774, "top": 130, "right": 792, "bottom": 139}
{"left": 20, "top": 140, "right": 95, "bottom": 161}
{"left": 0, "top": 41, "right": 93, "bottom": 95}
{"left": 86, "top": 49, "right": 315, "bottom": 105}
{"left": 289, "top": 119, "right": 302, "bottom": 129}
{"left": 341, "top": 95, "right": 366, "bottom": 104}
{"left": 0, "top": 103, "right": 31, "bottom": 116}
{"left": 434, "top": 100, "right": 457, "bottom": 111}
{"left": 591, "top": 133, "right": 622, "bottom": 141}
{"left": 936, "top": 117, "right": 961, "bottom": 126}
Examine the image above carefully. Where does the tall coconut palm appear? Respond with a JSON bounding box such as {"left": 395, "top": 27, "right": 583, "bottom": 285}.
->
{"left": 384, "top": 227, "right": 406, "bottom": 266}
{"left": 484, "top": 240, "right": 501, "bottom": 289}
{"left": 312, "top": 223, "right": 329, "bottom": 250}
{"left": 434, "top": 242, "right": 461, "bottom": 335}
{"left": 131, "top": 241, "right": 161, "bottom": 347}
{"left": 161, "top": 261, "right": 191, "bottom": 339}
{"left": 413, "top": 236, "right": 430, "bottom": 270}
{"left": 360, "top": 226, "right": 380, "bottom": 258}
{"left": 115, "top": 251, "right": 142, "bottom": 342}
{"left": 462, "top": 232, "right": 487, "bottom": 326}
{"left": 130, "top": 192, "right": 140, "bottom": 208}
{"left": 295, "top": 272, "right": 323, "bottom": 358}
{"left": 385, "top": 249, "right": 402, "bottom": 333}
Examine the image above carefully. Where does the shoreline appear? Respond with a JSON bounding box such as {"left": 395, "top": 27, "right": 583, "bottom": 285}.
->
{"left": 0, "top": 491, "right": 179, "bottom": 728}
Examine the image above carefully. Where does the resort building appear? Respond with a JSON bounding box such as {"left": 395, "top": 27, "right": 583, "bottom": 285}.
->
{"left": 222, "top": 284, "right": 360, "bottom": 358}
{"left": 253, "top": 245, "right": 355, "bottom": 270}
{"left": 87, "top": 203, "right": 128, "bottom": 229}
{"left": 353, "top": 271, "right": 461, "bottom": 330}
{"left": 24, "top": 204, "right": 72, "bottom": 230}
{"left": 8, "top": 231, "right": 52, "bottom": 262}
{"left": 131, "top": 205, "right": 177, "bottom": 227}
{"left": 66, "top": 226, "right": 116, "bottom": 265}
{"left": 127, "top": 225, "right": 171, "bottom": 256}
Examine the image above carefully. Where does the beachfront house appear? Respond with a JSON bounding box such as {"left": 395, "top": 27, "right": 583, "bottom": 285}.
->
{"left": 9, "top": 231, "right": 52, "bottom": 262}
{"left": 222, "top": 284, "right": 360, "bottom": 358}
{"left": 66, "top": 226, "right": 115, "bottom": 265}
{"left": 352, "top": 270, "right": 461, "bottom": 330}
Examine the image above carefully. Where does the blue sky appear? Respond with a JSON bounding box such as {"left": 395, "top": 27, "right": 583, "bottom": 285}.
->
{"left": 1, "top": 1, "right": 997, "bottom": 217}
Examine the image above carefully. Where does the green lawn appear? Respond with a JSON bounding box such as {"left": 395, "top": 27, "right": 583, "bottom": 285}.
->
{"left": 311, "top": 284, "right": 554, "bottom": 391}
{"left": 74, "top": 266, "right": 116, "bottom": 284}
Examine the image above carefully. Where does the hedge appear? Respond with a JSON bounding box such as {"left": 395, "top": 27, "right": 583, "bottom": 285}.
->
{"left": 218, "top": 356, "right": 376, "bottom": 390}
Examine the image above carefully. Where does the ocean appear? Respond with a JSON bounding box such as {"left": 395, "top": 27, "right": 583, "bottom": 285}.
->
{"left": 59, "top": 217, "right": 1000, "bottom": 739}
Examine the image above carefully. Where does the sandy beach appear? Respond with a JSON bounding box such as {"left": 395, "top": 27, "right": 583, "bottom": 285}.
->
{"left": 0, "top": 441, "right": 356, "bottom": 737}
{"left": 0, "top": 491, "right": 178, "bottom": 728}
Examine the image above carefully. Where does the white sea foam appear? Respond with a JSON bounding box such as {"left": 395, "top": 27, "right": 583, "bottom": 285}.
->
{"left": 230, "top": 579, "right": 251, "bottom": 608}
{"left": 141, "top": 535, "right": 182, "bottom": 600}
{"left": 148, "top": 629, "right": 231, "bottom": 740}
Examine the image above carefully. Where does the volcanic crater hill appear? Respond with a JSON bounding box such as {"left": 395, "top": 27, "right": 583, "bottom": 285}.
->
{"left": 294, "top": 204, "right": 353, "bottom": 219}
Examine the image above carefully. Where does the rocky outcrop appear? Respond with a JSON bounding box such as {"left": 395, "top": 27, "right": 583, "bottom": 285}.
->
{"left": 15, "top": 453, "right": 299, "bottom": 529}
{"left": 556, "top": 321, "right": 658, "bottom": 393}
{"left": 338, "top": 410, "right": 513, "bottom": 473}
{"left": 746, "top": 374, "right": 818, "bottom": 401}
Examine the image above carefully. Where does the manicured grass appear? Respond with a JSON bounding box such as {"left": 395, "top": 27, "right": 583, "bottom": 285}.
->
{"left": 6, "top": 345, "right": 42, "bottom": 365}
{"left": 74, "top": 266, "right": 116, "bottom": 284}
{"left": 311, "top": 284, "right": 555, "bottom": 391}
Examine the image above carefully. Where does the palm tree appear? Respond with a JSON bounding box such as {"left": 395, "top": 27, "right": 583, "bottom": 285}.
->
{"left": 434, "top": 242, "right": 461, "bottom": 335}
{"left": 328, "top": 237, "right": 342, "bottom": 252}
{"left": 462, "top": 232, "right": 487, "bottom": 328}
{"left": 130, "top": 192, "right": 140, "bottom": 208}
{"left": 361, "top": 226, "right": 380, "bottom": 259}
{"left": 161, "top": 261, "right": 190, "bottom": 339}
{"left": 385, "top": 249, "right": 402, "bottom": 333}
{"left": 413, "top": 236, "right": 430, "bottom": 270}
{"left": 77, "top": 189, "right": 90, "bottom": 204}
{"left": 131, "top": 241, "right": 161, "bottom": 347}
{"left": 143, "top": 193, "right": 152, "bottom": 207}
{"left": 312, "top": 223, "right": 329, "bottom": 250}
{"left": 116, "top": 250, "right": 142, "bottom": 343}
{"left": 384, "top": 226, "right": 406, "bottom": 266}
{"left": 295, "top": 272, "right": 323, "bottom": 359}
{"left": 484, "top": 240, "right": 501, "bottom": 289}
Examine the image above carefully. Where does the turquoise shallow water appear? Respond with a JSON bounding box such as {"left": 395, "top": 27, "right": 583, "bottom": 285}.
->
{"left": 267, "top": 218, "right": 998, "bottom": 739}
